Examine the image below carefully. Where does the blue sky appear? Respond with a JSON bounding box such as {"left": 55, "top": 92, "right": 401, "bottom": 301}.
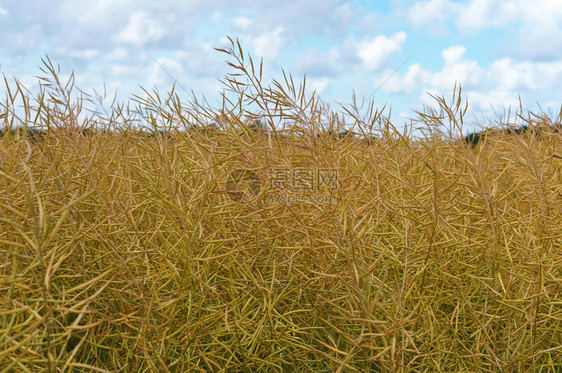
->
{"left": 1, "top": 0, "right": 562, "bottom": 132}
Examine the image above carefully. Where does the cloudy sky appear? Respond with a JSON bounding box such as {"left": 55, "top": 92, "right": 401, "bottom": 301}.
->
{"left": 1, "top": 0, "right": 561, "bottom": 132}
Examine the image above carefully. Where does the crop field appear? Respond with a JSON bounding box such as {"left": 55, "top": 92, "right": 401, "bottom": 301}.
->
{"left": 0, "top": 44, "right": 561, "bottom": 372}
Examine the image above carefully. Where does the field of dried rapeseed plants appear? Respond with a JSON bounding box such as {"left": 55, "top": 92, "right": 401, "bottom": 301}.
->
{"left": 1, "top": 41, "right": 561, "bottom": 372}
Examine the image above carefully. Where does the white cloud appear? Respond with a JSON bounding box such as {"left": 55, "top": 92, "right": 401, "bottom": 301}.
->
{"left": 305, "top": 77, "right": 330, "bottom": 96}
{"left": 356, "top": 32, "right": 407, "bottom": 72}
{"left": 108, "top": 64, "right": 138, "bottom": 78}
{"left": 377, "top": 46, "right": 482, "bottom": 94}
{"left": 489, "top": 58, "right": 562, "bottom": 92}
{"left": 54, "top": 47, "right": 99, "bottom": 59}
{"left": 447, "top": 0, "right": 562, "bottom": 41}
{"left": 408, "top": 0, "right": 562, "bottom": 59}
{"left": 296, "top": 47, "right": 340, "bottom": 77}
{"left": 383, "top": 44, "right": 562, "bottom": 115}
{"left": 408, "top": 0, "right": 519, "bottom": 32}
{"left": 489, "top": 58, "right": 538, "bottom": 91}
{"left": 455, "top": 0, "right": 519, "bottom": 31}
{"left": 243, "top": 27, "right": 285, "bottom": 60}
{"left": 376, "top": 63, "right": 428, "bottom": 94}
{"left": 175, "top": 43, "right": 225, "bottom": 77}
{"left": 245, "top": 0, "right": 359, "bottom": 40}
{"left": 409, "top": 0, "right": 459, "bottom": 28}
{"left": 0, "top": 7, "right": 9, "bottom": 16}
{"left": 107, "top": 48, "right": 129, "bottom": 61}
{"left": 463, "top": 89, "right": 523, "bottom": 114}
{"left": 147, "top": 57, "right": 184, "bottom": 88}
{"left": 116, "top": 11, "right": 166, "bottom": 46}
{"left": 442, "top": 46, "right": 465, "bottom": 65}
{"left": 515, "top": 0, "right": 562, "bottom": 60}
{"left": 232, "top": 16, "right": 253, "bottom": 29}
{"left": 431, "top": 46, "right": 482, "bottom": 89}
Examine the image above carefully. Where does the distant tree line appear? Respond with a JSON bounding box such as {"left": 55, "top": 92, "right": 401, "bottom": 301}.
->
{"left": 5, "top": 121, "right": 559, "bottom": 147}
{"left": 463, "top": 123, "right": 561, "bottom": 147}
